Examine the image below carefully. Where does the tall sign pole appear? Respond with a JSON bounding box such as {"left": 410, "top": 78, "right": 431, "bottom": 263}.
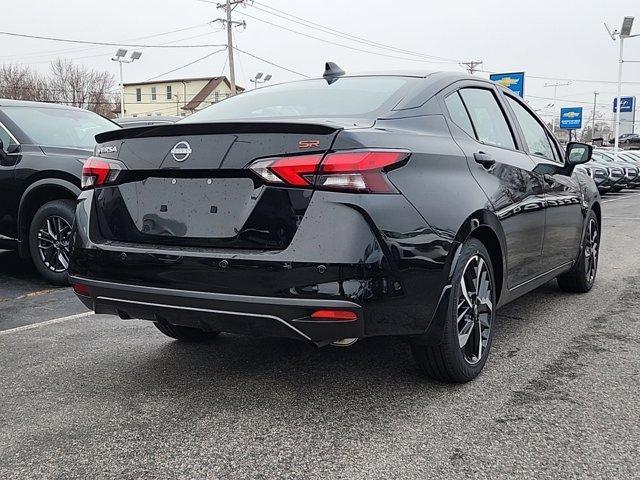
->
{"left": 592, "top": 91, "right": 599, "bottom": 142}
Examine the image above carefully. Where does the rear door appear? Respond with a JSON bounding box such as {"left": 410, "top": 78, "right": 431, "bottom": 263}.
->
{"left": 442, "top": 83, "right": 546, "bottom": 287}
{"left": 502, "top": 93, "right": 583, "bottom": 271}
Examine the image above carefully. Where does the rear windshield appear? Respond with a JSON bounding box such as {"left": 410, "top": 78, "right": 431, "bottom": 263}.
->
{"left": 2, "top": 106, "right": 117, "bottom": 149}
{"left": 181, "top": 77, "right": 409, "bottom": 122}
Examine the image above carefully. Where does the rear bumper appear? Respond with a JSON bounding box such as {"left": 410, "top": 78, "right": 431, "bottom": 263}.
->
{"left": 71, "top": 276, "right": 365, "bottom": 344}
{"left": 69, "top": 189, "right": 455, "bottom": 343}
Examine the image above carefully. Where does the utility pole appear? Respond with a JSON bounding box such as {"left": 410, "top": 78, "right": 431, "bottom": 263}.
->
{"left": 544, "top": 81, "right": 571, "bottom": 133}
{"left": 592, "top": 91, "right": 599, "bottom": 142}
{"left": 460, "top": 61, "right": 483, "bottom": 75}
{"left": 215, "top": 0, "right": 247, "bottom": 96}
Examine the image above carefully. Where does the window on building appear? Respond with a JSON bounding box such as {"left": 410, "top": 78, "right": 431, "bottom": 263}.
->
{"left": 166, "top": 85, "right": 172, "bottom": 100}
{"left": 151, "top": 87, "right": 156, "bottom": 101}
{"left": 136, "top": 88, "right": 142, "bottom": 102}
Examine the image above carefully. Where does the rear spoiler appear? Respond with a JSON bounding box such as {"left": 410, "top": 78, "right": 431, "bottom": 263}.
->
{"left": 96, "top": 122, "right": 341, "bottom": 143}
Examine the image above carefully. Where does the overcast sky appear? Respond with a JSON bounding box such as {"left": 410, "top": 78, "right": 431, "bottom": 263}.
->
{"left": 2, "top": 0, "right": 640, "bottom": 123}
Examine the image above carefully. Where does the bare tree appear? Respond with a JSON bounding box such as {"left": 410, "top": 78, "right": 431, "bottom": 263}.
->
{"left": 0, "top": 64, "right": 51, "bottom": 102}
{"left": 48, "top": 59, "right": 118, "bottom": 117}
{"left": 0, "top": 59, "right": 118, "bottom": 117}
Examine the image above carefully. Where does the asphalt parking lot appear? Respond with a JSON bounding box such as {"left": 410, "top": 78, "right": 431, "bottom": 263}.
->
{"left": 1, "top": 192, "right": 639, "bottom": 479}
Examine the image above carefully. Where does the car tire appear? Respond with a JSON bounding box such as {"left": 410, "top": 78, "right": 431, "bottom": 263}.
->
{"left": 28, "top": 199, "right": 76, "bottom": 286}
{"left": 411, "top": 238, "right": 496, "bottom": 383}
{"left": 154, "top": 322, "right": 221, "bottom": 342}
{"left": 557, "top": 210, "right": 599, "bottom": 293}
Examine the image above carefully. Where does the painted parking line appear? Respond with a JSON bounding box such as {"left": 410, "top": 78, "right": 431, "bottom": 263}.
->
{"left": 603, "top": 216, "right": 640, "bottom": 220}
{"left": 602, "top": 193, "right": 640, "bottom": 203}
{"left": 0, "top": 311, "right": 93, "bottom": 336}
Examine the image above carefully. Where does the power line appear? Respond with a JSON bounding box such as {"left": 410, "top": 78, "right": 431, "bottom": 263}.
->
{"left": 0, "top": 23, "right": 214, "bottom": 61}
{"left": 146, "top": 47, "right": 227, "bottom": 81}
{"left": 233, "top": 47, "right": 309, "bottom": 78}
{"left": 236, "top": 10, "right": 456, "bottom": 65}
{"left": 0, "top": 30, "right": 226, "bottom": 49}
{"left": 248, "top": 1, "right": 459, "bottom": 63}
{"left": 481, "top": 68, "right": 640, "bottom": 86}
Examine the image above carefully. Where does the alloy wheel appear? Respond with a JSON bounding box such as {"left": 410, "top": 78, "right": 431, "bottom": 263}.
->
{"left": 457, "top": 254, "right": 493, "bottom": 365}
{"left": 584, "top": 218, "right": 599, "bottom": 283}
{"left": 37, "top": 215, "right": 72, "bottom": 273}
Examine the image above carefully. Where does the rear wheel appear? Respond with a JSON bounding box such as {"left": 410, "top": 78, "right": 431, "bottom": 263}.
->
{"left": 557, "top": 211, "right": 599, "bottom": 293}
{"left": 154, "top": 322, "right": 220, "bottom": 342}
{"left": 28, "top": 199, "right": 75, "bottom": 285}
{"left": 411, "top": 238, "right": 496, "bottom": 383}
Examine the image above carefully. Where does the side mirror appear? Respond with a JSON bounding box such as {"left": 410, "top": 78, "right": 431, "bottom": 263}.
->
{"left": 566, "top": 142, "right": 592, "bottom": 166}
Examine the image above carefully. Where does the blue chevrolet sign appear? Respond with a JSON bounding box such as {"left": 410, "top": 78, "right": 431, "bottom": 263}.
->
{"left": 560, "top": 107, "right": 583, "bottom": 130}
{"left": 489, "top": 72, "right": 525, "bottom": 97}
{"left": 613, "top": 96, "right": 635, "bottom": 113}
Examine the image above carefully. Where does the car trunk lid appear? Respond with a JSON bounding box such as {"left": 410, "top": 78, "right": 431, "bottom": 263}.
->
{"left": 92, "top": 121, "right": 343, "bottom": 249}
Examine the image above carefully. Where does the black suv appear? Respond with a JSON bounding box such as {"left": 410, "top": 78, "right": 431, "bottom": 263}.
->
{"left": 70, "top": 70, "right": 601, "bottom": 382}
{"left": 0, "top": 99, "right": 118, "bottom": 284}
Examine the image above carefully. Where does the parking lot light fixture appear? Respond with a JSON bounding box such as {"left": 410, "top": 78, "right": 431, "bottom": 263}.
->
{"left": 250, "top": 72, "right": 272, "bottom": 89}
{"left": 111, "top": 49, "right": 143, "bottom": 118}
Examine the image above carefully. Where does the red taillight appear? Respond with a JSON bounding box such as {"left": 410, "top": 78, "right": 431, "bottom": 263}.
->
{"left": 310, "top": 310, "right": 358, "bottom": 321}
{"left": 82, "top": 156, "right": 123, "bottom": 190}
{"left": 248, "top": 150, "right": 409, "bottom": 193}
{"left": 73, "top": 283, "right": 91, "bottom": 296}
{"left": 318, "top": 150, "right": 408, "bottom": 193}
{"left": 266, "top": 154, "right": 324, "bottom": 187}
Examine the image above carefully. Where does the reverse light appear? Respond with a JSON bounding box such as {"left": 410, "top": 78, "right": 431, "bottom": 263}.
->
{"left": 310, "top": 310, "right": 358, "bottom": 321}
{"left": 248, "top": 150, "right": 409, "bottom": 193}
{"left": 82, "top": 156, "right": 124, "bottom": 189}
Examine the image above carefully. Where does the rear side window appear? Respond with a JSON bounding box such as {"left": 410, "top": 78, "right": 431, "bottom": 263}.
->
{"left": 459, "top": 88, "right": 515, "bottom": 149}
{"left": 506, "top": 96, "right": 555, "bottom": 161}
{"left": 445, "top": 92, "right": 475, "bottom": 138}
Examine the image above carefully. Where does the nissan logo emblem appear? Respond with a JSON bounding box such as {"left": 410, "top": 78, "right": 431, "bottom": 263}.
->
{"left": 171, "top": 141, "right": 192, "bottom": 162}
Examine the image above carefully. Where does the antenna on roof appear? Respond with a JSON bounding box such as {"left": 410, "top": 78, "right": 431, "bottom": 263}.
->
{"left": 323, "top": 62, "right": 345, "bottom": 84}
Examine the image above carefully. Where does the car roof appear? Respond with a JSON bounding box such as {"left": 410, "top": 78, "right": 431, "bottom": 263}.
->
{"left": 0, "top": 98, "right": 87, "bottom": 111}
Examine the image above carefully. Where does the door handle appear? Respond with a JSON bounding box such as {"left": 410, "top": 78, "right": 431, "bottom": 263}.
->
{"left": 474, "top": 152, "right": 496, "bottom": 168}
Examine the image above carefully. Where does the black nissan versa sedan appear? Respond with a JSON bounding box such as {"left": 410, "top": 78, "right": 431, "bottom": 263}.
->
{"left": 69, "top": 67, "right": 601, "bottom": 382}
{"left": 0, "top": 99, "right": 118, "bottom": 284}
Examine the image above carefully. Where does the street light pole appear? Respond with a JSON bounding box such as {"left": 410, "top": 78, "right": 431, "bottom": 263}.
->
{"left": 614, "top": 37, "right": 624, "bottom": 154}
{"left": 118, "top": 61, "right": 124, "bottom": 119}
{"left": 545, "top": 81, "right": 571, "bottom": 133}
{"left": 606, "top": 16, "right": 638, "bottom": 155}
{"left": 111, "top": 49, "right": 142, "bottom": 119}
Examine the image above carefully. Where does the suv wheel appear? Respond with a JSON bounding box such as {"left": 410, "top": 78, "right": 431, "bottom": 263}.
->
{"left": 557, "top": 211, "right": 599, "bottom": 293}
{"left": 28, "top": 199, "right": 76, "bottom": 285}
{"left": 154, "top": 322, "right": 221, "bottom": 342}
{"left": 411, "top": 238, "right": 496, "bottom": 383}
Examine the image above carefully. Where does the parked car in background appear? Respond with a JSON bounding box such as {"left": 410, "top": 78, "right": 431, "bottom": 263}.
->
{"left": 0, "top": 99, "right": 119, "bottom": 284}
{"left": 69, "top": 70, "right": 602, "bottom": 383}
{"left": 608, "top": 133, "right": 640, "bottom": 145}
{"left": 619, "top": 150, "right": 640, "bottom": 166}
{"left": 574, "top": 162, "right": 611, "bottom": 194}
{"left": 593, "top": 149, "right": 640, "bottom": 190}
{"left": 114, "top": 116, "right": 181, "bottom": 128}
